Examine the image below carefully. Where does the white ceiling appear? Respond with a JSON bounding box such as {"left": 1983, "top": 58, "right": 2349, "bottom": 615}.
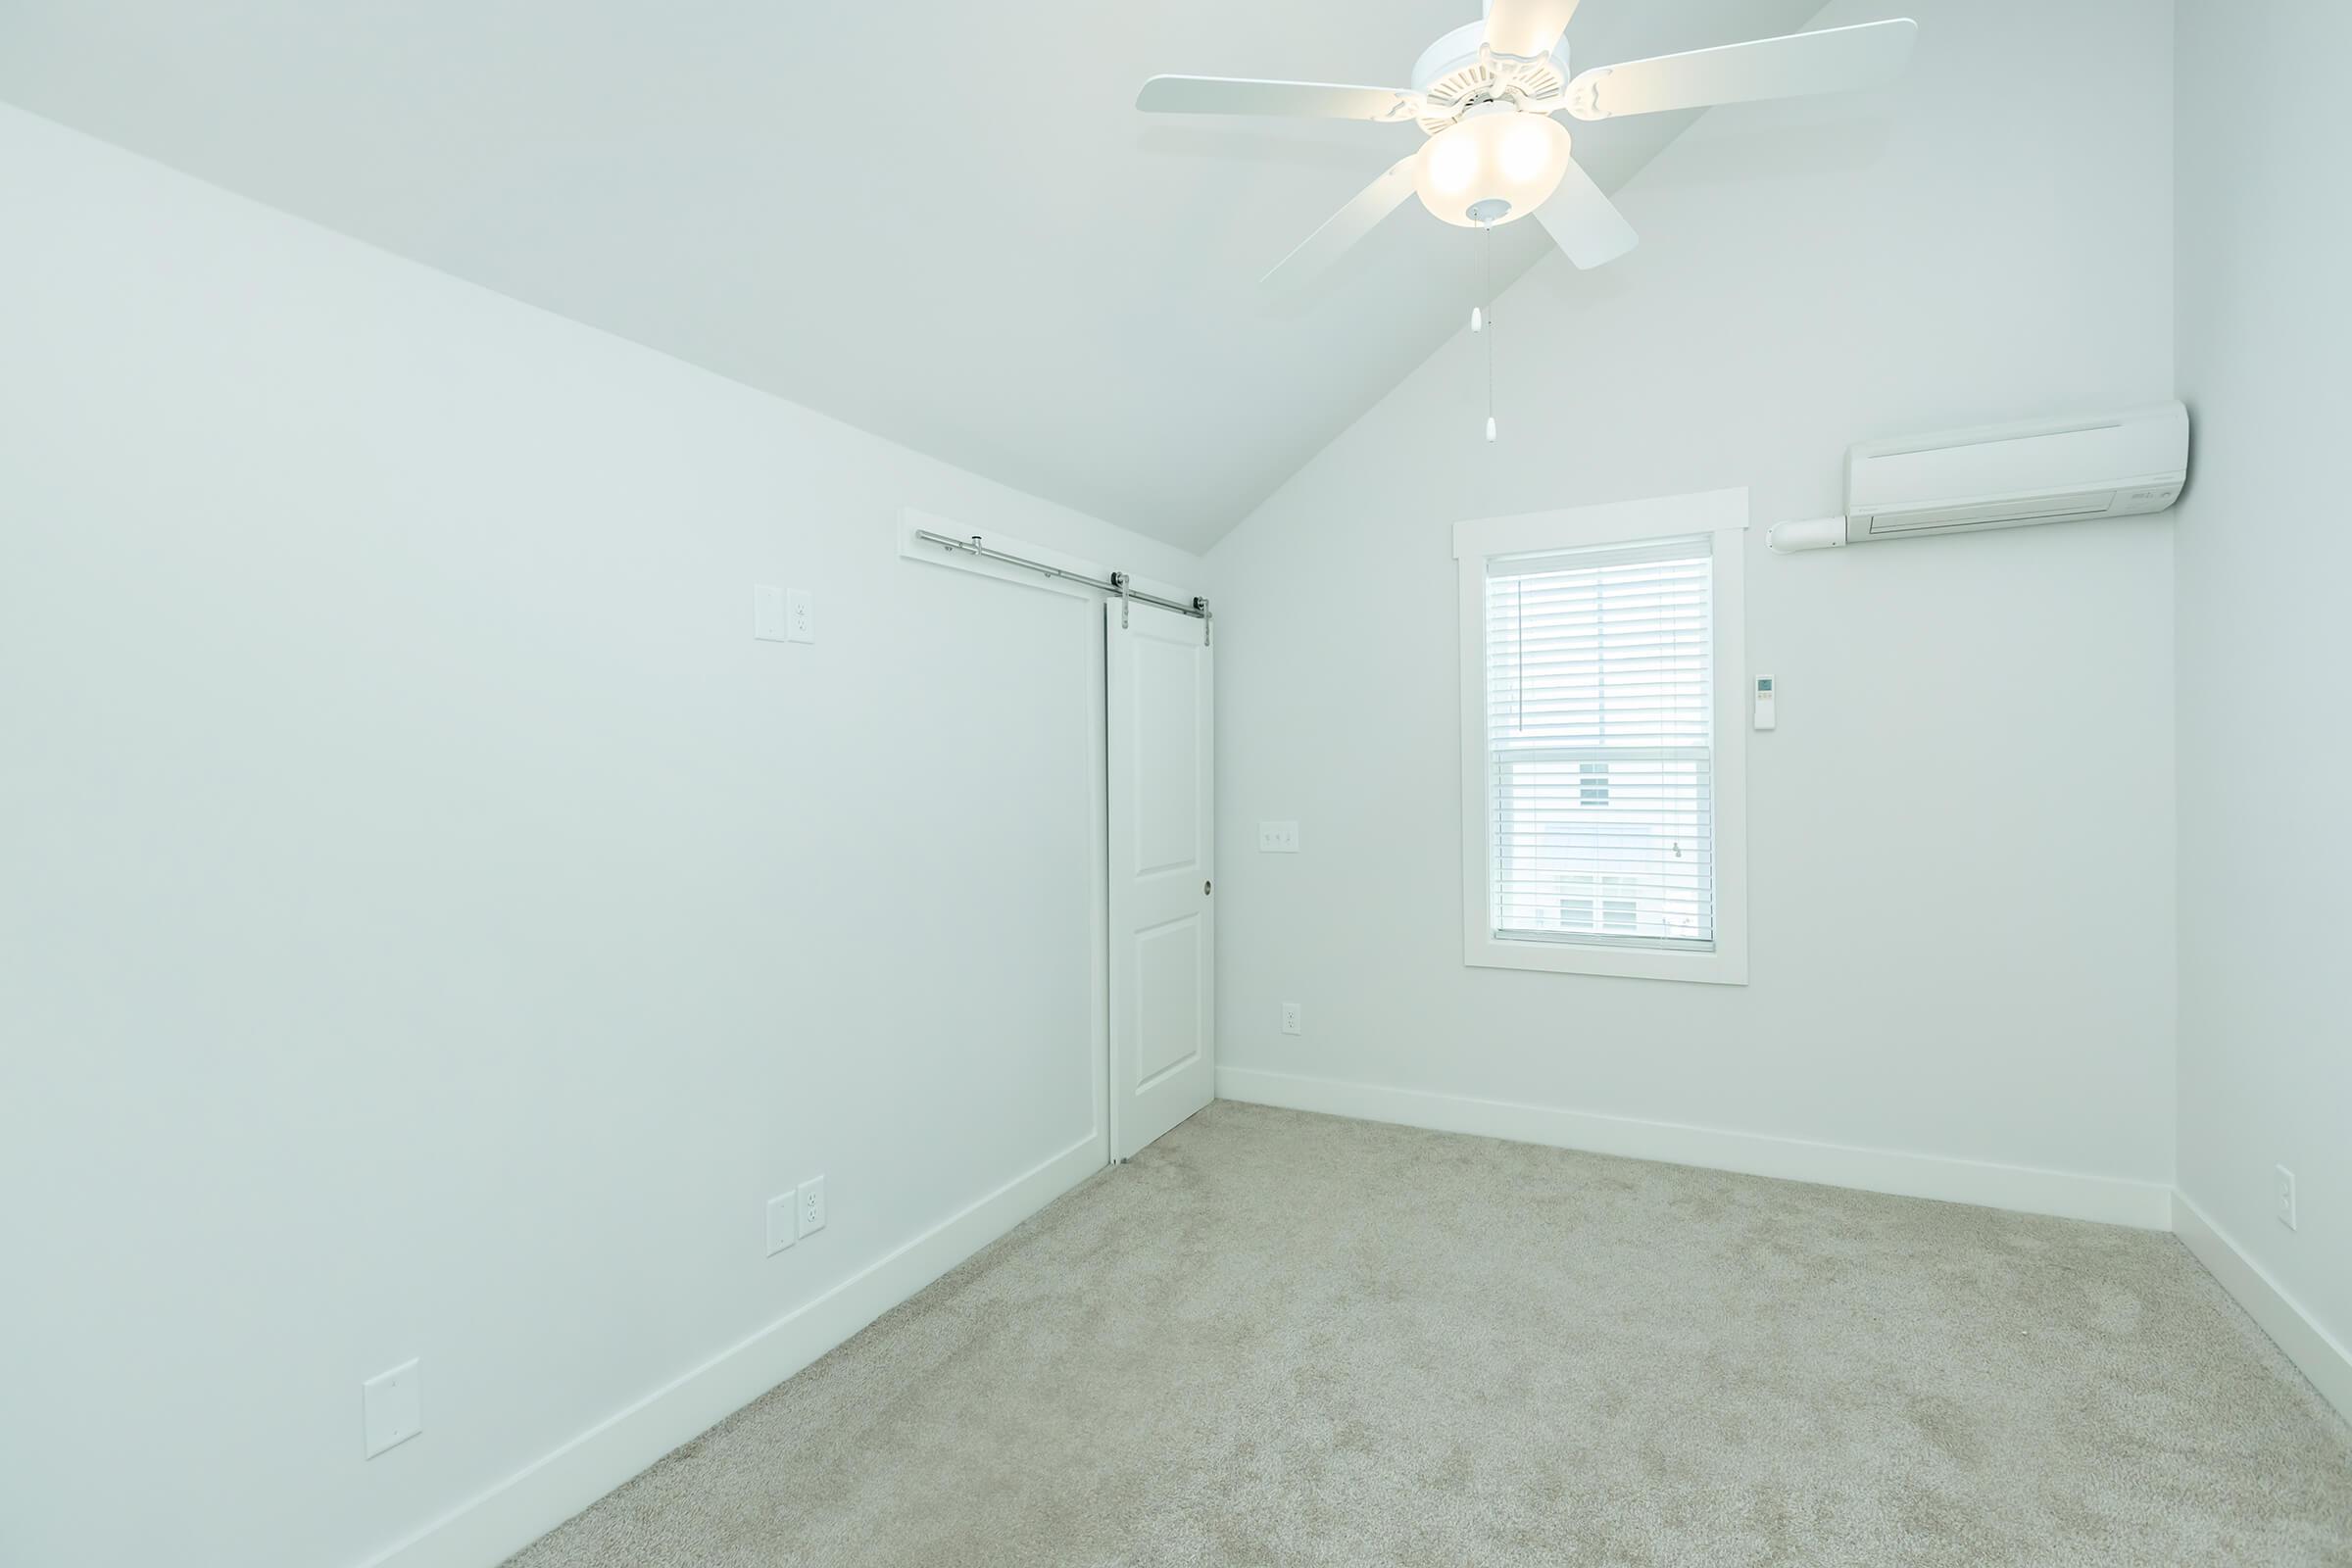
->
{"left": 0, "top": 0, "right": 1820, "bottom": 550}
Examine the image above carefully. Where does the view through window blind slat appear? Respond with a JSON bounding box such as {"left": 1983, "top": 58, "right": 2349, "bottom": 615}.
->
{"left": 1486, "top": 537, "right": 1715, "bottom": 951}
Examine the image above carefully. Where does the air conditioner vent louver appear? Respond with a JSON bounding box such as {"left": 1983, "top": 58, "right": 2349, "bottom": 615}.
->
{"left": 1862, "top": 489, "right": 2121, "bottom": 536}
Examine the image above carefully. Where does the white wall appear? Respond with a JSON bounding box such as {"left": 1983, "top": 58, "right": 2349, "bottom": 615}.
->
{"left": 2173, "top": 0, "right": 2352, "bottom": 1379}
{"left": 1207, "top": 0, "right": 2179, "bottom": 1203}
{"left": 0, "top": 105, "right": 1200, "bottom": 1568}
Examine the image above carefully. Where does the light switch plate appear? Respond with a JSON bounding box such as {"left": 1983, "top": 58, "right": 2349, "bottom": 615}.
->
{"left": 766, "top": 1193, "right": 799, "bottom": 1255}
{"left": 1257, "top": 821, "right": 1299, "bottom": 853}
{"left": 362, "top": 1359, "right": 422, "bottom": 1459}
{"left": 785, "top": 589, "right": 813, "bottom": 644}
{"left": 798, "top": 1176, "right": 827, "bottom": 1238}
{"left": 754, "top": 584, "right": 788, "bottom": 642}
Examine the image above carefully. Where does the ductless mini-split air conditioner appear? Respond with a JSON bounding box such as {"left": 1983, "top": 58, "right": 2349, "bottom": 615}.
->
{"left": 1768, "top": 401, "right": 2189, "bottom": 551}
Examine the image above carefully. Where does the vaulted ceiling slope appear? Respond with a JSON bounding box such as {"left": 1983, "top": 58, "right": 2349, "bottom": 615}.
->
{"left": 0, "top": 0, "right": 1818, "bottom": 550}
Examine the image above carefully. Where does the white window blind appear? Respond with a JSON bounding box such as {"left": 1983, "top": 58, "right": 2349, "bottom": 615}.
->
{"left": 1483, "top": 535, "right": 1715, "bottom": 952}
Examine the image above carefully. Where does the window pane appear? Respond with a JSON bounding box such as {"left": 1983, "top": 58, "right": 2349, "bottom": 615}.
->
{"left": 1487, "top": 540, "right": 1714, "bottom": 950}
{"left": 1492, "top": 758, "right": 1713, "bottom": 943}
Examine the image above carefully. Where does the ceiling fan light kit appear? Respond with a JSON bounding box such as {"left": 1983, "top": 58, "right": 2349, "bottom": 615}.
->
{"left": 1414, "top": 105, "right": 1571, "bottom": 227}
{"left": 1135, "top": 1, "right": 1918, "bottom": 282}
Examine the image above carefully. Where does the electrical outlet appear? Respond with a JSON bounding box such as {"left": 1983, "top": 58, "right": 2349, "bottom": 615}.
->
{"left": 785, "top": 588, "right": 814, "bottom": 644}
{"left": 361, "top": 1359, "right": 422, "bottom": 1459}
{"left": 1281, "top": 1002, "right": 1301, "bottom": 1036}
{"left": 766, "top": 1192, "right": 799, "bottom": 1255}
{"left": 1257, "top": 821, "right": 1299, "bottom": 854}
{"left": 798, "top": 1176, "right": 827, "bottom": 1238}
{"left": 2276, "top": 1165, "right": 2298, "bottom": 1232}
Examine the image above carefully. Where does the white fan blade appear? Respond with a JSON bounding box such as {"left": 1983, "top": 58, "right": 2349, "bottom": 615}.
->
{"left": 1262, "top": 158, "right": 1419, "bottom": 287}
{"left": 1534, "top": 159, "right": 1638, "bottom": 270}
{"left": 1567, "top": 18, "right": 1918, "bottom": 121}
{"left": 1483, "top": 0, "right": 1582, "bottom": 60}
{"left": 1137, "top": 75, "right": 1422, "bottom": 122}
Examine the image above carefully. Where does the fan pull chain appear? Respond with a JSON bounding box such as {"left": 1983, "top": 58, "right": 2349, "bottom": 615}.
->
{"left": 1483, "top": 222, "right": 1497, "bottom": 443}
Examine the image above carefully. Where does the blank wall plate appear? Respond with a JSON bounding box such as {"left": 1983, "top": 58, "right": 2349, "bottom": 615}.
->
{"left": 766, "top": 1193, "right": 799, "bottom": 1255}
{"left": 798, "top": 1176, "right": 827, "bottom": 1238}
{"left": 1257, "top": 821, "right": 1299, "bottom": 853}
{"left": 362, "top": 1359, "right": 422, "bottom": 1458}
{"left": 754, "top": 584, "right": 788, "bottom": 642}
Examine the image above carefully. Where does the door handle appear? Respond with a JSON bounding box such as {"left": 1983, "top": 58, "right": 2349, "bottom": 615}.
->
{"left": 1203, "top": 880, "right": 1212, "bottom": 897}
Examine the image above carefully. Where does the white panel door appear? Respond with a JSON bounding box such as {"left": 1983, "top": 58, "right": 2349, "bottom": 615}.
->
{"left": 1106, "top": 601, "right": 1213, "bottom": 1159}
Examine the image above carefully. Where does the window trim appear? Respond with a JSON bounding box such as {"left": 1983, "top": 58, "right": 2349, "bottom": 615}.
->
{"left": 1454, "top": 488, "right": 1749, "bottom": 986}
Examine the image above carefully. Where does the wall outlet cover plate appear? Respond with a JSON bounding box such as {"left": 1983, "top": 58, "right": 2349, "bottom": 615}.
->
{"left": 754, "top": 584, "right": 788, "bottom": 642}
{"left": 362, "top": 1359, "right": 422, "bottom": 1459}
{"left": 797, "top": 1176, "right": 827, "bottom": 1237}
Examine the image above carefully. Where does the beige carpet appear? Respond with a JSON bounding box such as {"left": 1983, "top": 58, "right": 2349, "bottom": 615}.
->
{"left": 507, "top": 1102, "right": 2352, "bottom": 1567}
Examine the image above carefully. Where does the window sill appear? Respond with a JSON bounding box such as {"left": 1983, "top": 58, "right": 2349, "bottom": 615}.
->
{"left": 1463, "top": 930, "right": 1748, "bottom": 986}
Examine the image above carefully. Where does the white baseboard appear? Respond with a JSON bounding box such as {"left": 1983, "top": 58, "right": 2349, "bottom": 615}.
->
{"left": 359, "top": 1131, "right": 1106, "bottom": 1568}
{"left": 1215, "top": 1066, "right": 2173, "bottom": 1230}
{"left": 2172, "top": 1191, "right": 2352, "bottom": 1424}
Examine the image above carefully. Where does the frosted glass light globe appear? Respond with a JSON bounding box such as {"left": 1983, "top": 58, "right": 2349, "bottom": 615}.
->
{"left": 1427, "top": 134, "right": 1481, "bottom": 195}
{"left": 1411, "top": 108, "right": 1572, "bottom": 227}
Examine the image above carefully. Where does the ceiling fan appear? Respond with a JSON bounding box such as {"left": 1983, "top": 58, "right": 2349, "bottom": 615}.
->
{"left": 1137, "top": 0, "right": 1917, "bottom": 284}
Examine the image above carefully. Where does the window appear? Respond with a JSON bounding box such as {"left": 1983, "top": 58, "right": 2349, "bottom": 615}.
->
{"left": 1455, "top": 490, "right": 1748, "bottom": 984}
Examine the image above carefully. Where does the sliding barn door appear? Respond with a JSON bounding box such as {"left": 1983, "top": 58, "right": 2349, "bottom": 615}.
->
{"left": 1105, "top": 601, "right": 1214, "bottom": 1160}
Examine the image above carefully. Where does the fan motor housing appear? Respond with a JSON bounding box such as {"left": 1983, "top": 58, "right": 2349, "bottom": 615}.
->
{"left": 1410, "top": 21, "right": 1569, "bottom": 135}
